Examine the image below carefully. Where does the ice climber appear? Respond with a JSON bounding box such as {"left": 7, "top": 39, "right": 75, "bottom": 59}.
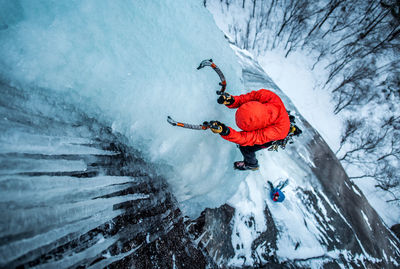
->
{"left": 271, "top": 189, "right": 285, "bottom": 202}
{"left": 268, "top": 180, "right": 288, "bottom": 203}
{"left": 208, "top": 89, "right": 290, "bottom": 171}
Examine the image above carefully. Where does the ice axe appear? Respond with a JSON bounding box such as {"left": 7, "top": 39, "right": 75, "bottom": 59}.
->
{"left": 167, "top": 116, "right": 222, "bottom": 132}
{"left": 168, "top": 59, "right": 227, "bottom": 130}
{"left": 197, "top": 59, "right": 227, "bottom": 95}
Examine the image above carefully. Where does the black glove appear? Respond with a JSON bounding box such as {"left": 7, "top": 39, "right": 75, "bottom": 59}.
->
{"left": 208, "top": 121, "right": 230, "bottom": 136}
{"left": 217, "top": 92, "right": 234, "bottom": 105}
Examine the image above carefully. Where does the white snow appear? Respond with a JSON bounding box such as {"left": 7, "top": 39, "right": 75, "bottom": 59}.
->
{"left": 353, "top": 176, "right": 400, "bottom": 227}
{"left": 246, "top": 33, "right": 400, "bottom": 229}
{"left": 352, "top": 185, "right": 362, "bottom": 197}
{"left": 250, "top": 21, "right": 400, "bottom": 230}
{"left": 146, "top": 233, "right": 150, "bottom": 244}
{"left": 207, "top": 0, "right": 400, "bottom": 249}
{"left": 226, "top": 109, "right": 333, "bottom": 264}
{"left": 361, "top": 210, "right": 372, "bottom": 231}
{"left": 228, "top": 173, "right": 267, "bottom": 266}
{"left": 258, "top": 49, "right": 342, "bottom": 153}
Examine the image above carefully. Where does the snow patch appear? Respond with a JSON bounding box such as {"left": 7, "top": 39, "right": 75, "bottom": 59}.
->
{"left": 352, "top": 185, "right": 362, "bottom": 196}
{"left": 228, "top": 174, "right": 267, "bottom": 266}
{"left": 360, "top": 210, "right": 372, "bottom": 231}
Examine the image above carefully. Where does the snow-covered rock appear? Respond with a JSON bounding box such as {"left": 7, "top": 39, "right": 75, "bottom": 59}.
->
{"left": 187, "top": 48, "right": 400, "bottom": 268}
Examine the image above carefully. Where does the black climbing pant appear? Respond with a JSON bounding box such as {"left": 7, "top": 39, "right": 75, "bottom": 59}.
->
{"left": 239, "top": 141, "right": 273, "bottom": 166}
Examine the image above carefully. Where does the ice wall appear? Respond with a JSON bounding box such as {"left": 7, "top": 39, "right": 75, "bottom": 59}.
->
{"left": 0, "top": 0, "right": 246, "bottom": 217}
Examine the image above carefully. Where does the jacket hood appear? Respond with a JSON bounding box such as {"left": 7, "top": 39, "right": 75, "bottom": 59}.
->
{"left": 235, "top": 101, "right": 279, "bottom": 131}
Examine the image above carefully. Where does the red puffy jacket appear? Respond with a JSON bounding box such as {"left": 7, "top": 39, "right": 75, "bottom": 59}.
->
{"left": 221, "top": 89, "right": 290, "bottom": 146}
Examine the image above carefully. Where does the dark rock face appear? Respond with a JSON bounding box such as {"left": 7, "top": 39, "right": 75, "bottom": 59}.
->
{"left": 186, "top": 204, "right": 236, "bottom": 265}
{"left": 0, "top": 82, "right": 210, "bottom": 268}
{"left": 308, "top": 130, "right": 400, "bottom": 268}
{"left": 391, "top": 224, "right": 400, "bottom": 240}
{"left": 251, "top": 206, "right": 279, "bottom": 265}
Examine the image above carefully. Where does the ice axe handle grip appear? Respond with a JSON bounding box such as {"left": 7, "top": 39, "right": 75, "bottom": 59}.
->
{"left": 202, "top": 121, "right": 211, "bottom": 129}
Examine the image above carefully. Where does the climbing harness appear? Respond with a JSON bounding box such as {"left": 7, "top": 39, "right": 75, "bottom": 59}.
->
{"left": 267, "top": 112, "right": 302, "bottom": 152}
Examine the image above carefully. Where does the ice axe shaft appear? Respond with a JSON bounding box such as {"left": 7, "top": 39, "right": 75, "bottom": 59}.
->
{"left": 167, "top": 116, "right": 210, "bottom": 130}
{"left": 167, "top": 116, "right": 222, "bottom": 132}
{"left": 197, "top": 59, "right": 227, "bottom": 95}
{"left": 167, "top": 59, "right": 228, "bottom": 132}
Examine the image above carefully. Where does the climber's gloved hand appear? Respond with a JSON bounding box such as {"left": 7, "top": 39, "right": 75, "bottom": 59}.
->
{"left": 217, "top": 92, "right": 234, "bottom": 105}
{"left": 207, "top": 121, "right": 230, "bottom": 136}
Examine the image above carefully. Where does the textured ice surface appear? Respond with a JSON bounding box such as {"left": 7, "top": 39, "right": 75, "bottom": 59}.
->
{"left": 0, "top": 81, "right": 209, "bottom": 267}
{"left": 0, "top": 0, "right": 247, "bottom": 217}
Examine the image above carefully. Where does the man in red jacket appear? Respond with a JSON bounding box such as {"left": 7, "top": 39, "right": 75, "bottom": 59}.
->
{"left": 209, "top": 89, "right": 290, "bottom": 171}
